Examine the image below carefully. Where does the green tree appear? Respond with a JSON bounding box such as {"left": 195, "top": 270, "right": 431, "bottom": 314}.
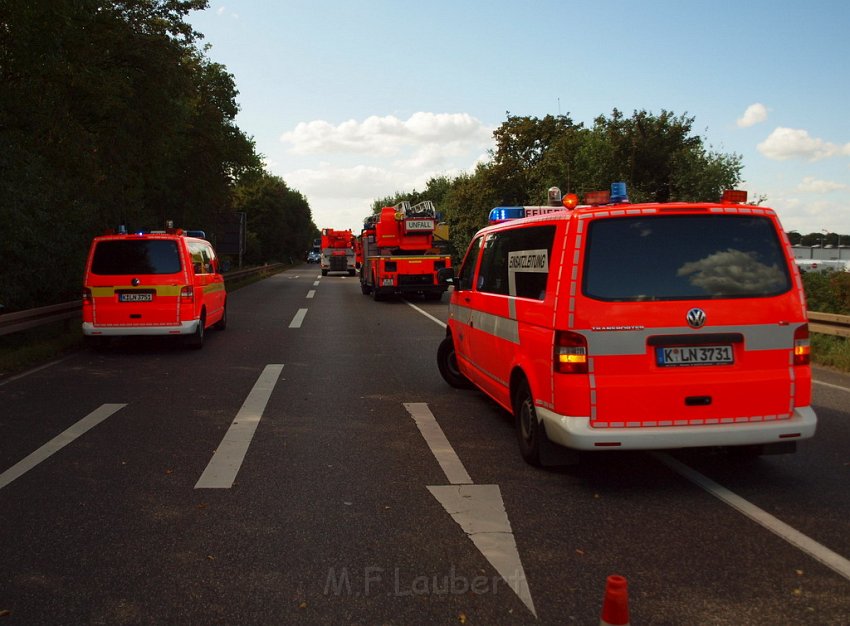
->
{"left": 0, "top": 0, "right": 265, "bottom": 310}
{"left": 232, "top": 173, "right": 316, "bottom": 265}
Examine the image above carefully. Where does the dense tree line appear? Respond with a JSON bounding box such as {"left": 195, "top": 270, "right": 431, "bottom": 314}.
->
{"left": 0, "top": 0, "right": 316, "bottom": 311}
{"left": 373, "top": 110, "right": 744, "bottom": 260}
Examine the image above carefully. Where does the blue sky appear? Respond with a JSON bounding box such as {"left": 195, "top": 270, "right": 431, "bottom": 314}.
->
{"left": 188, "top": 1, "right": 850, "bottom": 237}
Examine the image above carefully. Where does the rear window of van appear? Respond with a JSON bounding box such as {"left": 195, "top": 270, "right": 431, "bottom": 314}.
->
{"left": 583, "top": 215, "right": 791, "bottom": 301}
{"left": 91, "top": 240, "right": 182, "bottom": 275}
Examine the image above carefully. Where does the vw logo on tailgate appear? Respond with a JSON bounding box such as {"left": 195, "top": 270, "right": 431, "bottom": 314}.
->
{"left": 686, "top": 308, "right": 706, "bottom": 329}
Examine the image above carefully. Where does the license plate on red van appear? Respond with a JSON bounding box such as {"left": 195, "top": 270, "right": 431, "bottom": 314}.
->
{"left": 118, "top": 292, "right": 154, "bottom": 302}
{"left": 656, "top": 345, "right": 734, "bottom": 367}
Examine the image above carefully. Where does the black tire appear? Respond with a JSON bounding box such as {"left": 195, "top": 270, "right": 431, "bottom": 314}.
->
{"left": 360, "top": 281, "right": 371, "bottom": 295}
{"left": 321, "top": 269, "right": 328, "bottom": 276}
{"left": 214, "top": 301, "right": 227, "bottom": 330}
{"left": 437, "top": 335, "right": 471, "bottom": 389}
{"left": 371, "top": 282, "right": 384, "bottom": 301}
{"left": 514, "top": 380, "right": 544, "bottom": 466}
{"left": 185, "top": 314, "right": 205, "bottom": 349}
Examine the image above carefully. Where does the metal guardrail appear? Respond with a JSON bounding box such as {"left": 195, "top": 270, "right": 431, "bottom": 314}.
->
{"left": 0, "top": 264, "right": 285, "bottom": 337}
{"left": 2, "top": 269, "right": 848, "bottom": 339}
{"left": 807, "top": 311, "right": 850, "bottom": 338}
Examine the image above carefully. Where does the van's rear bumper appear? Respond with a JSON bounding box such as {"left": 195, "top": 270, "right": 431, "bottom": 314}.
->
{"left": 82, "top": 320, "right": 199, "bottom": 336}
{"left": 537, "top": 405, "right": 817, "bottom": 451}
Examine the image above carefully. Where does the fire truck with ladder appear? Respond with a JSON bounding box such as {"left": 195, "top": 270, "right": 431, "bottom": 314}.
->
{"left": 320, "top": 228, "right": 356, "bottom": 276}
{"left": 358, "top": 200, "right": 451, "bottom": 301}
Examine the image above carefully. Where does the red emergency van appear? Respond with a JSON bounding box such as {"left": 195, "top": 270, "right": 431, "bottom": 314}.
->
{"left": 437, "top": 184, "right": 817, "bottom": 465}
{"left": 82, "top": 229, "right": 227, "bottom": 348}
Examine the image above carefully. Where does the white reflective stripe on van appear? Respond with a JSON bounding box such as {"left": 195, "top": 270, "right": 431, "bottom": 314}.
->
{"left": 578, "top": 323, "right": 801, "bottom": 356}
{"left": 451, "top": 304, "right": 519, "bottom": 344}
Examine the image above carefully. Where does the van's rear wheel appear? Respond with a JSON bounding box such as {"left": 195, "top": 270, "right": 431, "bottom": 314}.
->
{"left": 514, "top": 380, "right": 543, "bottom": 466}
{"left": 437, "top": 336, "right": 471, "bottom": 389}
{"left": 186, "top": 315, "right": 205, "bottom": 349}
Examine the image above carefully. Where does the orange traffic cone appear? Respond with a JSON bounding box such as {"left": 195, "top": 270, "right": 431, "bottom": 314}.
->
{"left": 600, "top": 574, "right": 630, "bottom": 626}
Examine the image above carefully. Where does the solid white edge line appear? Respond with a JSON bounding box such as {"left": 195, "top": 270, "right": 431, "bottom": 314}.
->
{"left": 195, "top": 364, "right": 283, "bottom": 489}
{"left": 404, "top": 402, "right": 471, "bottom": 485}
{"left": 813, "top": 379, "right": 850, "bottom": 394}
{"left": 653, "top": 452, "right": 850, "bottom": 581}
{"left": 404, "top": 300, "right": 447, "bottom": 329}
{"left": 0, "top": 403, "right": 126, "bottom": 490}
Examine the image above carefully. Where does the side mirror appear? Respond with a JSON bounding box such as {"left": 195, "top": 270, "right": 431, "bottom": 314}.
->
{"left": 436, "top": 267, "right": 455, "bottom": 286}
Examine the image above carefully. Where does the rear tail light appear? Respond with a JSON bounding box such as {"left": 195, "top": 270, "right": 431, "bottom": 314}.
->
{"left": 793, "top": 324, "right": 810, "bottom": 366}
{"left": 555, "top": 331, "right": 588, "bottom": 374}
{"left": 82, "top": 287, "right": 92, "bottom": 303}
{"left": 180, "top": 286, "right": 194, "bottom": 302}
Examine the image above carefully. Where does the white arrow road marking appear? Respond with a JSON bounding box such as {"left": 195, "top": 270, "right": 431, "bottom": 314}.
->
{"left": 0, "top": 403, "right": 126, "bottom": 490}
{"left": 404, "top": 402, "right": 537, "bottom": 617}
{"left": 195, "top": 365, "right": 283, "bottom": 489}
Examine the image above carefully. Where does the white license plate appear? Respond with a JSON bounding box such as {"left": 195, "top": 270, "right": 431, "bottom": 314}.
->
{"left": 119, "top": 293, "right": 153, "bottom": 302}
{"left": 656, "top": 345, "right": 734, "bottom": 367}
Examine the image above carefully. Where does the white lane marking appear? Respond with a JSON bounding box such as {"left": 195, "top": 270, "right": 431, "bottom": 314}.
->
{"left": 195, "top": 365, "right": 283, "bottom": 489}
{"left": 653, "top": 452, "right": 850, "bottom": 581}
{"left": 814, "top": 379, "right": 850, "bottom": 394}
{"left": 0, "top": 355, "right": 75, "bottom": 387}
{"left": 289, "top": 308, "right": 308, "bottom": 328}
{"left": 404, "top": 300, "right": 446, "bottom": 329}
{"left": 313, "top": 280, "right": 320, "bottom": 286}
{"left": 307, "top": 290, "right": 316, "bottom": 299}
{"left": 406, "top": 402, "right": 471, "bottom": 485}
{"left": 0, "top": 403, "right": 126, "bottom": 490}
{"left": 404, "top": 402, "right": 536, "bottom": 617}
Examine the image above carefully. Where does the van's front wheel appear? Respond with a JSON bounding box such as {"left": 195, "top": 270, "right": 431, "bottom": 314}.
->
{"left": 514, "top": 380, "right": 543, "bottom": 466}
{"left": 437, "top": 336, "right": 471, "bottom": 389}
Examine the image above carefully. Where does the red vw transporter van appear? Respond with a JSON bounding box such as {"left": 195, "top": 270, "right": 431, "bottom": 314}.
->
{"left": 82, "top": 229, "right": 227, "bottom": 349}
{"left": 437, "top": 184, "right": 816, "bottom": 465}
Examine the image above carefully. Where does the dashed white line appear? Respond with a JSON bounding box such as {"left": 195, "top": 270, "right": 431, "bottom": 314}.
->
{"left": 289, "top": 308, "right": 308, "bottom": 328}
{"left": 307, "top": 290, "right": 316, "bottom": 299}
{"left": 0, "top": 404, "right": 126, "bottom": 490}
{"left": 195, "top": 365, "right": 283, "bottom": 489}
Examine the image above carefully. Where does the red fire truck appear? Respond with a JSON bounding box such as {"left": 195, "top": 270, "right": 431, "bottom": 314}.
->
{"left": 320, "top": 228, "right": 356, "bottom": 276}
{"left": 358, "top": 200, "right": 451, "bottom": 301}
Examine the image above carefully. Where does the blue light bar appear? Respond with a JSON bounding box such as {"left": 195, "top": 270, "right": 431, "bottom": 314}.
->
{"left": 488, "top": 207, "right": 526, "bottom": 223}
{"left": 610, "top": 181, "right": 629, "bottom": 203}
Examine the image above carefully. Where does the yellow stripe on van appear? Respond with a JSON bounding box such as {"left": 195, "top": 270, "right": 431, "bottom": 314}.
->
{"left": 90, "top": 285, "right": 184, "bottom": 297}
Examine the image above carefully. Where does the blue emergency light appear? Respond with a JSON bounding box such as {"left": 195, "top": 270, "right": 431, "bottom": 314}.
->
{"left": 610, "top": 181, "right": 629, "bottom": 203}
{"left": 488, "top": 207, "right": 526, "bottom": 223}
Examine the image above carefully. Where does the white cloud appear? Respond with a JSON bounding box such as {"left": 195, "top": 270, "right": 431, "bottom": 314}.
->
{"left": 280, "top": 112, "right": 493, "bottom": 157}
{"left": 737, "top": 103, "right": 768, "bottom": 128}
{"left": 796, "top": 176, "right": 848, "bottom": 193}
{"left": 277, "top": 112, "right": 495, "bottom": 231}
{"left": 757, "top": 127, "right": 850, "bottom": 161}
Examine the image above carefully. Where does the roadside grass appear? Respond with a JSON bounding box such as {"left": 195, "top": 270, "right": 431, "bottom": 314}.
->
{"left": 0, "top": 321, "right": 85, "bottom": 379}
{"left": 811, "top": 334, "right": 850, "bottom": 372}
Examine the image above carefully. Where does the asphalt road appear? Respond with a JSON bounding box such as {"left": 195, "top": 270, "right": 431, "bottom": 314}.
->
{"left": 1, "top": 265, "right": 848, "bottom": 625}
